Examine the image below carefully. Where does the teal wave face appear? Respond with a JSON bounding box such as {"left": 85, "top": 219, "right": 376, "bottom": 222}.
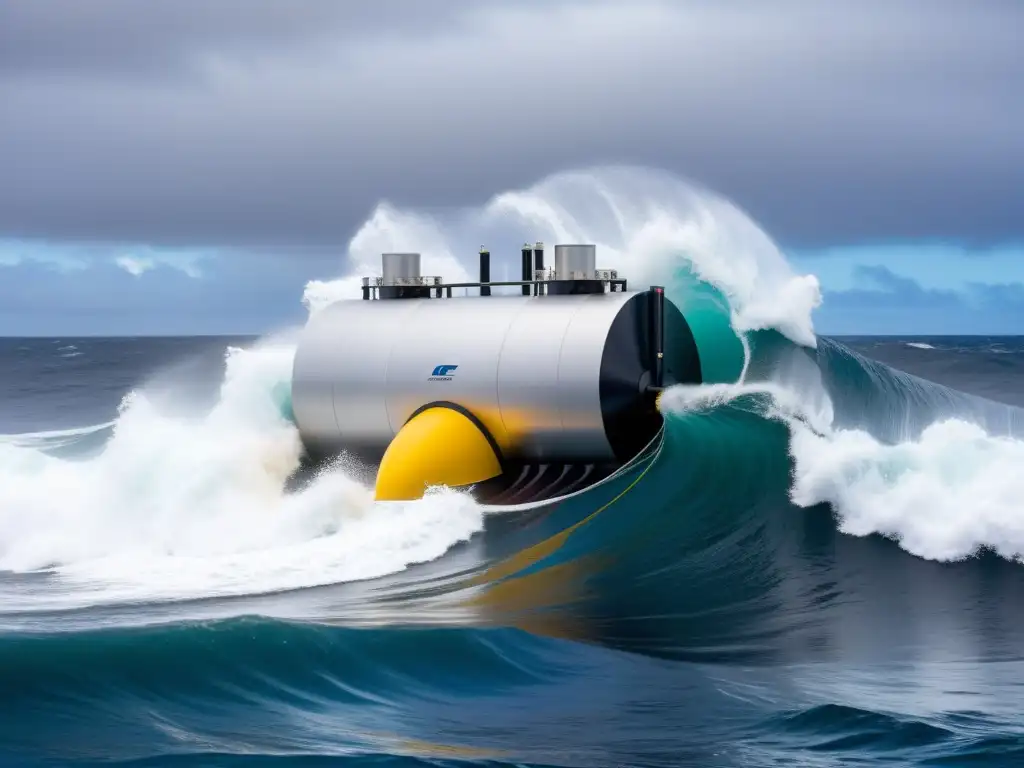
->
{"left": 466, "top": 400, "right": 800, "bottom": 662}
{"left": 665, "top": 262, "right": 746, "bottom": 385}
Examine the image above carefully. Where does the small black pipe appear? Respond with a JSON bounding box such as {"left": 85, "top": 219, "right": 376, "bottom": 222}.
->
{"left": 479, "top": 247, "right": 491, "bottom": 296}
{"left": 651, "top": 285, "right": 665, "bottom": 389}
{"left": 521, "top": 244, "right": 532, "bottom": 296}
{"left": 533, "top": 243, "right": 544, "bottom": 296}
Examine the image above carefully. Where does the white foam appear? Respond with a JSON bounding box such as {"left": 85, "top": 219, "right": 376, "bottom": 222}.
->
{"left": 906, "top": 342, "right": 937, "bottom": 350}
{"left": 0, "top": 420, "right": 116, "bottom": 449}
{"left": 0, "top": 335, "right": 483, "bottom": 609}
{"left": 659, "top": 379, "right": 834, "bottom": 437}
{"left": 661, "top": 372, "right": 1024, "bottom": 565}
{"left": 788, "top": 418, "right": 1024, "bottom": 563}
{"left": 484, "top": 168, "right": 822, "bottom": 348}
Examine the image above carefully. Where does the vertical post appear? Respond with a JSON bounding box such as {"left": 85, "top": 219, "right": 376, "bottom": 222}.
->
{"left": 533, "top": 242, "right": 544, "bottom": 295}
{"left": 479, "top": 246, "right": 491, "bottom": 296}
{"left": 361, "top": 277, "right": 370, "bottom": 301}
{"left": 651, "top": 286, "right": 664, "bottom": 388}
{"left": 521, "top": 243, "right": 533, "bottom": 296}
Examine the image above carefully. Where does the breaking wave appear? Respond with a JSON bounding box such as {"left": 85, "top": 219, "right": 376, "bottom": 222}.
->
{"left": 1, "top": 163, "right": 1022, "bottom": 615}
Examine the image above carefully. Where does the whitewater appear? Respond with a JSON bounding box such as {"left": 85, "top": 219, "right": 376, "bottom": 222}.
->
{"left": 2, "top": 164, "right": 1023, "bottom": 617}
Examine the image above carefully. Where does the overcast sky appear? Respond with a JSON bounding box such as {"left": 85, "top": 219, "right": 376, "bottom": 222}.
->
{"left": 1, "top": 0, "right": 1022, "bottom": 335}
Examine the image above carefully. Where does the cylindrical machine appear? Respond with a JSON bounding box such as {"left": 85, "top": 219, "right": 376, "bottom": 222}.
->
{"left": 554, "top": 244, "right": 595, "bottom": 280}
{"left": 291, "top": 290, "right": 702, "bottom": 466}
{"left": 382, "top": 252, "right": 421, "bottom": 285}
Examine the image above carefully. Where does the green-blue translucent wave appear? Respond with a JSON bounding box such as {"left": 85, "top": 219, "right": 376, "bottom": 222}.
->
{"left": 663, "top": 262, "right": 746, "bottom": 384}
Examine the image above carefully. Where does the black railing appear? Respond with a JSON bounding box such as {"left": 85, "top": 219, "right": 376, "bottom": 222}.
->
{"left": 361, "top": 277, "right": 628, "bottom": 300}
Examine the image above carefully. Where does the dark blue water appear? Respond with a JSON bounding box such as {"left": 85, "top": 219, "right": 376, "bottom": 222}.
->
{"left": 2, "top": 335, "right": 1024, "bottom": 767}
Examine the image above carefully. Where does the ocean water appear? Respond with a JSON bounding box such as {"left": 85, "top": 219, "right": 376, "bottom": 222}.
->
{"left": 3, "top": 167, "right": 1024, "bottom": 767}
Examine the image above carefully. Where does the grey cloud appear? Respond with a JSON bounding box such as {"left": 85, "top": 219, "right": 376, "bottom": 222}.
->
{"left": 0, "top": 0, "right": 507, "bottom": 77}
{"left": 0, "top": 0, "right": 1021, "bottom": 250}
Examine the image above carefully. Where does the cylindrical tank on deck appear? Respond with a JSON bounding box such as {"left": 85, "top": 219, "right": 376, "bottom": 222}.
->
{"left": 554, "top": 244, "right": 596, "bottom": 280}
{"left": 382, "top": 253, "right": 421, "bottom": 285}
{"left": 291, "top": 289, "right": 702, "bottom": 466}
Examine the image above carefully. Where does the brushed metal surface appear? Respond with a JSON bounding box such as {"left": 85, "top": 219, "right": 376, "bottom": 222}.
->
{"left": 382, "top": 252, "right": 420, "bottom": 285}
{"left": 291, "top": 299, "right": 422, "bottom": 454}
{"left": 290, "top": 290, "right": 642, "bottom": 462}
{"left": 383, "top": 297, "right": 530, "bottom": 453}
{"left": 290, "top": 302, "right": 345, "bottom": 452}
{"left": 495, "top": 296, "right": 587, "bottom": 458}
{"left": 554, "top": 244, "right": 596, "bottom": 280}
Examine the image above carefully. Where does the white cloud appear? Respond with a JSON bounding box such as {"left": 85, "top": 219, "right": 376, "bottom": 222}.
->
{"left": 115, "top": 255, "right": 154, "bottom": 276}
{"left": 0, "top": 240, "right": 207, "bottom": 277}
{"left": 114, "top": 252, "right": 204, "bottom": 278}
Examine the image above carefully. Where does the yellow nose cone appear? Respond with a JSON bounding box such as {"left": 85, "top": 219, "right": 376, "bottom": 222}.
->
{"left": 374, "top": 406, "right": 502, "bottom": 501}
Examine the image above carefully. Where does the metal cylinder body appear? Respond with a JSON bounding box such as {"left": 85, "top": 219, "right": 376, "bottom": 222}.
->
{"left": 382, "top": 253, "right": 421, "bottom": 285}
{"left": 554, "top": 244, "right": 596, "bottom": 280}
{"left": 291, "top": 291, "right": 701, "bottom": 465}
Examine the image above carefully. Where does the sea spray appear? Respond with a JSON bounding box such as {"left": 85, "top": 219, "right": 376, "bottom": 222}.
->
{"left": 788, "top": 417, "right": 1024, "bottom": 563}
{"left": 0, "top": 335, "right": 485, "bottom": 608}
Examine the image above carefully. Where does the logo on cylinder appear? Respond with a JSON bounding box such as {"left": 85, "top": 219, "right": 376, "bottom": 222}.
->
{"left": 429, "top": 364, "right": 458, "bottom": 381}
